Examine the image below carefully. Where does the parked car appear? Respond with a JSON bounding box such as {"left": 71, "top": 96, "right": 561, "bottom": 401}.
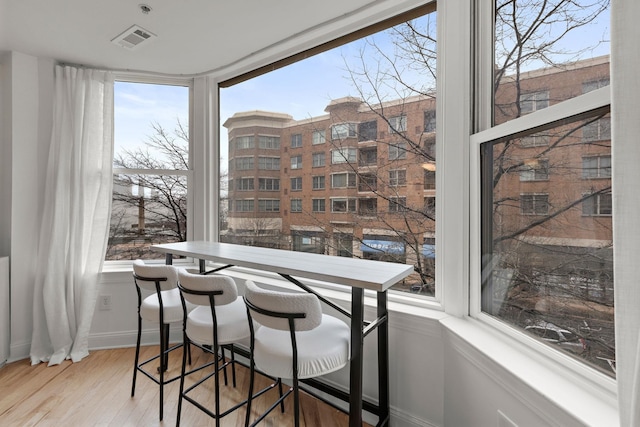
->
{"left": 525, "top": 321, "right": 588, "bottom": 355}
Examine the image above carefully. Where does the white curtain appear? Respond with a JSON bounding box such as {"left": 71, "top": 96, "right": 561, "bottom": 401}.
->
{"left": 30, "top": 65, "right": 114, "bottom": 366}
{"left": 612, "top": 0, "right": 640, "bottom": 425}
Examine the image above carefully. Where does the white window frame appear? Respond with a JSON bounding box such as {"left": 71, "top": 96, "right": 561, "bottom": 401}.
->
{"left": 290, "top": 198, "right": 302, "bottom": 212}
{"left": 312, "top": 152, "right": 325, "bottom": 167}
{"left": 290, "top": 176, "right": 302, "bottom": 191}
{"left": 235, "top": 135, "right": 255, "bottom": 150}
{"left": 331, "top": 147, "right": 357, "bottom": 164}
{"left": 258, "top": 156, "right": 280, "bottom": 170}
{"left": 107, "top": 76, "right": 194, "bottom": 268}
{"left": 258, "top": 177, "right": 280, "bottom": 191}
{"left": 291, "top": 155, "right": 303, "bottom": 169}
{"left": 312, "top": 130, "right": 325, "bottom": 145}
{"left": 237, "top": 177, "right": 255, "bottom": 191}
{"left": 388, "top": 115, "right": 407, "bottom": 133}
{"left": 331, "top": 122, "right": 358, "bottom": 140}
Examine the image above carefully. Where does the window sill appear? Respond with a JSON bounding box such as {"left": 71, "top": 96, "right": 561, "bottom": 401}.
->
{"left": 441, "top": 316, "right": 618, "bottom": 427}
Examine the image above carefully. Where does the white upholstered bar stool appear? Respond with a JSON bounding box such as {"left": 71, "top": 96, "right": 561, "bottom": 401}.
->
{"left": 243, "top": 280, "right": 350, "bottom": 427}
{"left": 131, "top": 259, "right": 190, "bottom": 421}
{"left": 176, "top": 269, "right": 253, "bottom": 427}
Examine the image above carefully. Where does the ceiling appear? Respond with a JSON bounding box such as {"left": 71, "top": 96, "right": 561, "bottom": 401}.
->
{"left": 0, "top": 0, "right": 379, "bottom": 76}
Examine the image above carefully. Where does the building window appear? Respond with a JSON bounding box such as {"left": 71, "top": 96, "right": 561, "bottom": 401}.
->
{"left": 258, "top": 199, "right": 280, "bottom": 212}
{"left": 389, "top": 197, "right": 407, "bottom": 212}
{"left": 291, "top": 155, "right": 302, "bottom": 169}
{"left": 389, "top": 169, "right": 407, "bottom": 186}
{"left": 582, "top": 155, "right": 611, "bottom": 179}
{"left": 290, "top": 177, "right": 302, "bottom": 191}
{"left": 358, "top": 198, "right": 377, "bottom": 215}
{"left": 388, "top": 142, "right": 407, "bottom": 160}
{"left": 519, "top": 90, "right": 549, "bottom": 114}
{"left": 358, "top": 174, "right": 377, "bottom": 191}
{"left": 312, "top": 130, "right": 325, "bottom": 145}
{"left": 520, "top": 132, "right": 550, "bottom": 147}
{"left": 236, "top": 177, "right": 254, "bottom": 191}
{"left": 331, "top": 198, "right": 356, "bottom": 213}
{"left": 258, "top": 177, "right": 280, "bottom": 191}
{"left": 583, "top": 116, "right": 611, "bottom": 142}
{"left": 423, "top": 169, "right": 435, "bottom": 189}
{"left": 331, "top": 147, "right": 357, "bottom": 164}
{"left": 331, "top": 173, "right": 356, "bottom": 188}
{"left": 358, "top": 120, "right": 377, "bottom": 141}
{"left": 312, "top": 175, "right": 325, "bottom": 190}
{"left": 582, "top": 192, "right": 612, "bottom": 216}
{"left": 235, "top": 135, "right": 255, "bottom": 150}
{"left": 520, "top": 193, "right": 549, "bottom": 215}
{"left": 291, "top": 134, "right": 302, "bottom": 148}
{"left": 519, "top": 159, "right": 549, "bottom": 181}
{"left": 312, "top": 198, "right": 325, "bottom": 212}
{"left": 331, "top": 123, "right": 357, "bottom": 140}
{"left": 423, "top": 196, "right": 435, "bottom": 215}
{"left": 388, "top": 115, "right": 407, "bottom": 133}
{"left": 424, "top": 110, "right": 436, "bottom": 133}
{"left": 258, "top": 135, "right": 280, "bottom": 149}
{"left": 257, "top": 156, "right": 280, "bottom": 170}
{"left": 290, "top": 198, "right": 302, "bottom": 213}
{"left": 358, "top": 147, "right": 377, "bottom": 166}
{"left": 236, "top": 157, "right": 254, "bottom": 170}
{"left": 583, "top": 78, "right": 610, "bottom": 93}
{"left": 235, "top": 199, "right": 254, "bottom": 212}
{"left": 312, "top": 152, "right": 325, "bottom": 167}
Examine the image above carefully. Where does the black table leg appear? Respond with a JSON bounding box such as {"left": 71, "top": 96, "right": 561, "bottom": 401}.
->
{"left": 165, "top": 253, "right": 173, "bottom": 265}
{"left": 349, "top": 287, "right": 364, "bottom": 427}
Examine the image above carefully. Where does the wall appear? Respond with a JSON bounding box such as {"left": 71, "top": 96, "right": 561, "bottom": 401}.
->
{"left": 0, "top": 52, "right": 11, "bottom": 258}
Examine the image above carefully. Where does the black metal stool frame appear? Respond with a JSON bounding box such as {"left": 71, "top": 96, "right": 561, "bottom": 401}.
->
{"left": 244, "top": 298, "right": 310, "bottom": 427}
{"left": 176, "top": 283, "right": 250, "bottom": 427}
{"left": 131, "top": 273, "right": 191, "bottom": 421}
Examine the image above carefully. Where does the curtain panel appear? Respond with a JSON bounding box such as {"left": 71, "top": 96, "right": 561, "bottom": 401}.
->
{"left": 30, "top": 65, "right": 114, "bottom": 366}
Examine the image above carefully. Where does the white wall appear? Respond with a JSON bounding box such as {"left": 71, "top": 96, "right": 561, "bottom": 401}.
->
{"left": 0, "top": 52, "right": 11, "bottom": 258}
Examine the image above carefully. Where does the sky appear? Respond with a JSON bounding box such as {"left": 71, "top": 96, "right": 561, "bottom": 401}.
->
{"left": 113, "top": 3, "right": 610, "bottom": 167}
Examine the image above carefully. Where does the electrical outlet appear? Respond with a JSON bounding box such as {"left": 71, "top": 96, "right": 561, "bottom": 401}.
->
{"left": 98, "top": 295, "right": 112, "bottom": 311}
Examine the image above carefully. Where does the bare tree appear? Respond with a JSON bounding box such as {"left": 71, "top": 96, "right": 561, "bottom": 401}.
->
{"left": 337, "top": 0, "right": 613, "bottom": 367}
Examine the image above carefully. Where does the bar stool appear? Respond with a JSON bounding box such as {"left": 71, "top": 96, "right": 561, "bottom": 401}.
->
{"left": 176, "top": 269, "right": 253, "bottom": 427}
{"left": 131, "top": 259, "right": 190, "bottom": 421}
{"left": 243, "top": 280, "right": 350, "bottom": 427}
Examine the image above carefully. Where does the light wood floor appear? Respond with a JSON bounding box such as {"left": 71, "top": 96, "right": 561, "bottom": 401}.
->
{"left": 0, "top": 345, "right": 370, "bottom": 427}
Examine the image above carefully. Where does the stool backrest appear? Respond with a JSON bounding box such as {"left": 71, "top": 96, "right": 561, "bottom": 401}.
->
{"left": 177, "top": 270, "right": 238, "bottom": 306}
{"left": 132, "top": 259, "right": 178, "bottom": 292}
{"left": 244, "top": 280, "right": 322, "bottom": 331}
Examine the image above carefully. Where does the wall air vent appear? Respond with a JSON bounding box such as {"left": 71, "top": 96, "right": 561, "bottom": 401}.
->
{"left": 111, "top": 25, "right": 156, "bottom": 49}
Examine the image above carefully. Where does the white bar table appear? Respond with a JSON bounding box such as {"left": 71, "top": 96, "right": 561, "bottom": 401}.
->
{"left": 151, "top": 241, "right": 413, "bottom": 427}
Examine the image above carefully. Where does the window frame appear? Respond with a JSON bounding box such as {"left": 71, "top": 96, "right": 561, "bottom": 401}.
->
{"left": 107, "top": 77, "right": 194, "bottom": 267}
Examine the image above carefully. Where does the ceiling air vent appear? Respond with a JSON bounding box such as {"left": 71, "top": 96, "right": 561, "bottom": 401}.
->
{"left": 111, "top": 25, "right": 156, "bottom": 49}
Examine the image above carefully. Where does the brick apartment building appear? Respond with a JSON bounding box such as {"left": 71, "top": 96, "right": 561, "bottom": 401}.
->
{"left": 222, "top": 55, "right": 611, "bottom": 292}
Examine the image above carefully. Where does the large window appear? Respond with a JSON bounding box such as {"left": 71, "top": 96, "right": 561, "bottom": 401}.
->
{"left": 220, "top": 6, "right": 438, "bottom": 296}
{"left": 482, "top": 0, "right": 612, "bottom": 377}
{"left": 108, "top": 81, "right": 190, "bottom": 261}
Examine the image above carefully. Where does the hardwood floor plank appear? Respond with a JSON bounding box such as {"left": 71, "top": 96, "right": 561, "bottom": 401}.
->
{"left": 0, "top": 346, "right": 370, "bottom": 427}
